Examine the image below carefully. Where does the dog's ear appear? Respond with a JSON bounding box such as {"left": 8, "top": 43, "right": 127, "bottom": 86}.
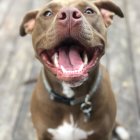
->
{"left": 94, "top": 0, "right": 124, "bottom": 27}
{"left": 20, "top": 10, "right": 39, "bottom": 36}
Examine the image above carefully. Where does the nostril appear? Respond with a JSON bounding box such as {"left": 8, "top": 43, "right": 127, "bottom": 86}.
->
{"left": 73, "top": 11, "right": 81, "bottom": 19}
{"left": 59, "top": 12, "right": 67, "bottom": 20}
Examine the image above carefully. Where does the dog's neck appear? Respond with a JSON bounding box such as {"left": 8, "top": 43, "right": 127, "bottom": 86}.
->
{"left": 43, "top": 64, "right": 100, "bottom": 99}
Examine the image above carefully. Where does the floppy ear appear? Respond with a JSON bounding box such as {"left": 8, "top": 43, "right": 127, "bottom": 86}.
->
{"left": 94, "top": 0, "right": 124, "bottom": 27}
{"left": 20, "top": 10, "right": 39, "bottom": 36}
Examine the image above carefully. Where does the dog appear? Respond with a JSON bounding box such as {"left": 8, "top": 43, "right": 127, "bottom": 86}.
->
{"left": 20, "top": 0, "right": 130, "bottom": 139}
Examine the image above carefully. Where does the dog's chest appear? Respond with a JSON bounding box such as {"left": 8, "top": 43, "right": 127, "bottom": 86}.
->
{"left": 46, "top": 82, "right": 95, "bottom": 139}
{"left": 47, "top": 115, "right": 94, "bottom": 140}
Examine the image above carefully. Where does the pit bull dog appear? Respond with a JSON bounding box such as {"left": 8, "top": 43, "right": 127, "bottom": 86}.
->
{"left": 20, "top": 0, "right": 130, "bottom": 140}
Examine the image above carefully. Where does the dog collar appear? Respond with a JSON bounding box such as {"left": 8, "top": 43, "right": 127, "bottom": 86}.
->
{"left": 42, "top": 68, "right": 102, "bottom": 106}
{"left": 42, "top": 68, "right": 102, "bottom": 121}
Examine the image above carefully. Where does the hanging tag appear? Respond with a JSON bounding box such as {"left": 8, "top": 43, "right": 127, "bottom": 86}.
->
{"left": 81, "top": 95, "right": 93, "bottom": 122}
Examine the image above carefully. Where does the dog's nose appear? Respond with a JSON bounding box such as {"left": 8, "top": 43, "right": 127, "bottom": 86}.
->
{"left": 57, "top": 8, "right": 82, "bottom": 25}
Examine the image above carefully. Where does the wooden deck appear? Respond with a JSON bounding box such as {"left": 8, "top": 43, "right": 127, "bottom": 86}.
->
{"left": 0, "top": 0, "right": 140, "bottom": 140}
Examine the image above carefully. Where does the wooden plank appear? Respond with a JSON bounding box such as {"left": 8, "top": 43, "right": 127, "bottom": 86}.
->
{"left": 11, "top": 1, "right": 44, "bottom": 140}
{"left": 32, "top": 0, "right": 48, "bottom": 8}
{"left": 0, "top": 0, "right": 35, "bottom": 140}
{"left": 106, "top": 0, "right": 140, "bottom": 139}
{"left": 0, "top": 0, "right": 32, "bottom": 77}
{"left": 0, "top": 0, "right": 13, "bottom": 25}
{"left": 125, "top": 0, "right": 140, "bottom": 112}
{"left": 12, "top": 63, "right": 40, "bottom": 140}
{"left": 12, "top": 84, "right": 36, "bottom": 140}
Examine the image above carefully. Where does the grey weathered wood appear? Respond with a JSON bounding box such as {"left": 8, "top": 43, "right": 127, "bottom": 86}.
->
{"left": 0, "top": 0, "right": 36, "bottom": 140}
{"left": 0, "top": 0, "right": 13, "bottom": 26}
{"left": 106, "top": 0, "right": 140, "bottom": 140}
{"left": 0, "top": 0, "right": 140, "bottom": 140}
{"left": 125, "top": 0, "right": 140, "bottom": 112}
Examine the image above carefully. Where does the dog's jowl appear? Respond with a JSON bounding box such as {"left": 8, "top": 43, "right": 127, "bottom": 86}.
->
{"left": 20, "top": 0, "right": 129, "bottom": 140}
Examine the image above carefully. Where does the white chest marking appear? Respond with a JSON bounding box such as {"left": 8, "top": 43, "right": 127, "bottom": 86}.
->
{"left": 62, "top": 82, "right": 75, "bottom": 98}
{"left": 47, "top": 115, "right": 94, "bottom": 140}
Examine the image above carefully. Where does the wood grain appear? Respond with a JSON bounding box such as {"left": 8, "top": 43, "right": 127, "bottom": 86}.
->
{"left": 0, "top": 0, "right": 140, "bottom": 140}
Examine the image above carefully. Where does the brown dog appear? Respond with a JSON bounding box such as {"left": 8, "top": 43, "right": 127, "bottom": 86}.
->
{"left": 20, "top": 0, "right": 129, "bottom": 140}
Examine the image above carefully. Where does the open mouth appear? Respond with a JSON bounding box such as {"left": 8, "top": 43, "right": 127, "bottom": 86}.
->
{"left": 38, "top": 38, "right": 104, "bottom": 83}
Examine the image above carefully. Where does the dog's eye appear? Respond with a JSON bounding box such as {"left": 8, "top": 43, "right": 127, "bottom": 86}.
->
{"left": 84, "top": 8, "right": 94, "bottom": 14}
{"left": 43, "top": 10, "right": 53, "bottom": 17}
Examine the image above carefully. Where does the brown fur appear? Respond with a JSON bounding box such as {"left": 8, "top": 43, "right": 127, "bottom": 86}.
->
{"left": 20, "top": 0, "right": 124, "bottom": 139}
{"left": 31, "top": 65, "right": 116, "bottom": 140}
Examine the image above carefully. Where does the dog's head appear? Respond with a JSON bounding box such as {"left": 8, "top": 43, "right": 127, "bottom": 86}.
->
{"left": 20, "top": 0, "right": 123, "bottom": 86}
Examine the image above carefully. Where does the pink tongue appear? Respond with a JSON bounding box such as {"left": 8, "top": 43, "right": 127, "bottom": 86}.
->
{"left": 58, "top": 47, "right": 83, "bottom": 70}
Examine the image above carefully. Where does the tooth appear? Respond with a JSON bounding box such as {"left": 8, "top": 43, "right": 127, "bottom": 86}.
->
{"left": 79, "top": 64, "right": 84, "bottom": 71}
{"left": 61, "top": 66, "right": 67, "bottom": 73}
{"left": 52, "top": 53, "right": 59, "bottom": 67}
{"left": 61, "top": 65, "right": 84, "bottom": 74}
{"left": 83, "top": 52, "right": 88, "bottom": 65}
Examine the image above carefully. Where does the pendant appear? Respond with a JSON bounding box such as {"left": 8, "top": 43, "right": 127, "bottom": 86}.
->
{"left": 81, "top": 95, "right": 93, "bottom": 122}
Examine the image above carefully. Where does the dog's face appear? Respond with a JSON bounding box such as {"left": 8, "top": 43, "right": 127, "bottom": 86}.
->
{"left": 20, "top": 0, "right": 123, "bottom": 86}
